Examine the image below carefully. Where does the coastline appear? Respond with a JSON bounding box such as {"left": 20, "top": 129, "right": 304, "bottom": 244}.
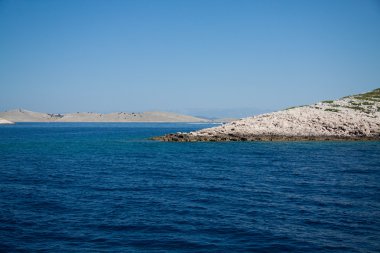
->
{"left": 152, "top": 133, "right": 380, "bottom": 142}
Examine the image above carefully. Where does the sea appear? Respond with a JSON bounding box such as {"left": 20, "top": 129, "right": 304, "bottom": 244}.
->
{"left": 0, "top": 123, "right": 379, "bottom": 252}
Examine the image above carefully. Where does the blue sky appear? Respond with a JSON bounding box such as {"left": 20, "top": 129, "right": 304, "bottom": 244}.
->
{"left": 1, "top": 0, "right": 379, "bottom": 117}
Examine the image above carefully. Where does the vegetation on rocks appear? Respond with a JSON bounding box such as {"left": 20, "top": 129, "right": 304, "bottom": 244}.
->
{"left": 353, "top": 88, "right": 380, "bottom": 101}
{"left": 324, "top": 108, "right": 340, "bottom": 113}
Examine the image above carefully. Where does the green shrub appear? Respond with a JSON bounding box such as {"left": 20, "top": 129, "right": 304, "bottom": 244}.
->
{"left": 324, "top": 108, "right": 340, "bottom": 112}
{"left": 353, "top": 88, "right": 380, "bottom": 101}
{"left": 349, "top": 101, "right": 361, "bottom": 106}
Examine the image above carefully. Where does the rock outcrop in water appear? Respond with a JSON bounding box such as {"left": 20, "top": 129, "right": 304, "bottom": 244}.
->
{"left": 0, "top": 118, "right": 13, "bottom": 124}
{"left": 153, "top": 88, "right": 380, "bottom": 141}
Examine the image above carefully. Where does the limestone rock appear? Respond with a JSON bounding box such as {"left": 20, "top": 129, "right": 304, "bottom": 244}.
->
{"left": 153, "top": 88, "right": 380, "bottom": 141}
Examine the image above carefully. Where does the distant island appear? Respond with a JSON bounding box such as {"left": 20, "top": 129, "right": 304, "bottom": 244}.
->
{"left": 0, "top": 109, "right": 216, "bottom": 123}
{"left": 153, "top": 88, "right": 380, "bottom": 141}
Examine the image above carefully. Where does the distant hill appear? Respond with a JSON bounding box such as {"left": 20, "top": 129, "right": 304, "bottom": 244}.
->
{"left": 0, "top": 109, "right": 209, "bottom": 123}
{"left": 208, "top": 118, "right": 238, "bottom": 123}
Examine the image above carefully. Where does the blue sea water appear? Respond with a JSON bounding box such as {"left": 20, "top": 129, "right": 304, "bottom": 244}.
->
{"left": 0, "top": 123, "right": 379, "bottom": 252}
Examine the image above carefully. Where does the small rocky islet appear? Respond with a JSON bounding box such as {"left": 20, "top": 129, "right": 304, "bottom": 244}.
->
{"left": 153, "top": 88, "right": 380, "bottom": 142}
{"left": 0, "top": 118, "right": 13, "bottom": 124}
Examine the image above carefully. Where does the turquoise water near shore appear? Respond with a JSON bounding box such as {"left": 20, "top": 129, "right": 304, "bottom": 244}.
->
{"left": 0, "top": 123, "right": 379, "bottom": 252}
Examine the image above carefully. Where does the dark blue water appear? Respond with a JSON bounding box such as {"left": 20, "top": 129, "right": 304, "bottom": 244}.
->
{"left": 0, "top": 123, "right": 379, "bottom": 252}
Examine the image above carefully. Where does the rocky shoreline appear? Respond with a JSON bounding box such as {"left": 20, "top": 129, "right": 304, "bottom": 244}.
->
{"left": 152, "top": 88, "right": 380, "bottom": 142}
{"left": 152, "top": 133, "right": 380, "bottom": 142}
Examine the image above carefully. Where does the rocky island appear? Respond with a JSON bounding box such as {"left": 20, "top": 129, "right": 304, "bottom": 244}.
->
{"left": 153, "top": 88, "right": 380, "bottom": 141}
{"left": 0, "top": 118, "right": 13, "bottom": 124}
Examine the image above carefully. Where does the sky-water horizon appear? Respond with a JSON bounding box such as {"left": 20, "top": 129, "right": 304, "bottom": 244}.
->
{"left": 1, "top": 0, "right": 380, "bottom": 117}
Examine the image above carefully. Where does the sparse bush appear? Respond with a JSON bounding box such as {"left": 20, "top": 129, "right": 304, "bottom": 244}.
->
{"left": 353, "top": 88, "right": 380, "bottom": 101}
{"left": 345, "top": 106, "right": 366, "bottom": 112}
{"left": 349, "top": 101, "right": 361, "bottom": 106}
{"left": 324, "top": 108, "right": 340, "bottom": 112}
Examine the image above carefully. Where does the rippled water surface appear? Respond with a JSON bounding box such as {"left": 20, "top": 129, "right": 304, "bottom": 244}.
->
{"left": 0, "top": 123, "right": 379, "bottom": 252}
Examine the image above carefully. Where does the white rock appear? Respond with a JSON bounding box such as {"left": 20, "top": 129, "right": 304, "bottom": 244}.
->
{"left": 188, "top": 90, "right": 380, "bottom": 138}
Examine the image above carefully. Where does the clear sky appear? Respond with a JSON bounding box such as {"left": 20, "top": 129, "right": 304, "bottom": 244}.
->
{"left": 1, "top": 0, "right": 380, "bottom": 117}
